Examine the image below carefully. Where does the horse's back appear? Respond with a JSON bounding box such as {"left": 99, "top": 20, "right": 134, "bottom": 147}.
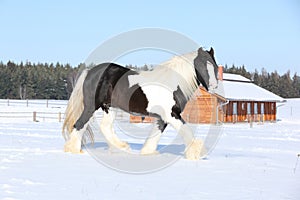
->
{"left": 83, "top": 63, "right": 140, "bottom": 112}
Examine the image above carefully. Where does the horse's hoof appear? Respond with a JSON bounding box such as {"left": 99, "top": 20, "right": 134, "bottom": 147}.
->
{"left": 120, "top": 141, "right": 130, "bottom": 149}
{"left": 64, "top": 143, "right": 81, "bottom": 154}
{"left": 64, "top": 146, "right": 82, "bottom": 154}
{"left": 185, "top": 139, "right": 207, "bottom": 160}
{"left": 109, "top": 142, "right": 131, "bottom": 152}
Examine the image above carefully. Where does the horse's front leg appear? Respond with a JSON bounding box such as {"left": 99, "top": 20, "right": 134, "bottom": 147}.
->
{"left": 168, "top": 118, "right": 206, "bottom": 160}
{"left": 141, "top": 119, "right": 167, "bottom": 155}
{"left": 100, "top": 110, "right": 130, "bottom": 151}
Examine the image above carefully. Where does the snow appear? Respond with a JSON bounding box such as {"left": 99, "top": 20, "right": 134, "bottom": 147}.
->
{"left": 219, "top": 80, "right": 285, "bottom": 102}
{"left": 0, "top": 99, "right": 300, "bottom": 199}
{"left": 223, "top": 73, "right": 251, "bottom": 82}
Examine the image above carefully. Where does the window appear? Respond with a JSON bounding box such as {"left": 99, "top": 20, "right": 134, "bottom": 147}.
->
{"left": 233, "top": 102, "right": 237, "bottom": 115}
{"left": 242, "top": 102, "right": 245, "bottom": 110}
{"left": 254, "top": 103, "right": 258, "bottom": 114}
{"left": 261, "top": 103, "right": 264, "bottom": 114}
{"left": 247, "top": 103, "right": 251, "bottom": 114}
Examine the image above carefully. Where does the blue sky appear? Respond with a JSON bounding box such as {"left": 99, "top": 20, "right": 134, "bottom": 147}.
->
{"left": 1, "top": 0, "right": 299, "bottom": 75}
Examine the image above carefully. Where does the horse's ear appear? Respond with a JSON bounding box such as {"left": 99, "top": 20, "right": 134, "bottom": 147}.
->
{"left": 208, "top": 47, "right": 214, "bottom": 57}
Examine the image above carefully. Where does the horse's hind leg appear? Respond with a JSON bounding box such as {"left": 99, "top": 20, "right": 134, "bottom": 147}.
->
{"left": 64, "top": 108, "right": 94, "bottom": 153}
{"left": 141, "top": 119, "right": 167, "bottom": 155}
{"left": 64, "top": 123, "right": 88, "bottom": 153}
{"left": 100, "top": 110, "right": 130, "bottom": 150}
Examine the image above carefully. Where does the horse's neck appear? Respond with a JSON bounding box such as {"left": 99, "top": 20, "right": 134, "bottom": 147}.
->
{"left": 135, "top": 52, "right": 199, "bottom": 99}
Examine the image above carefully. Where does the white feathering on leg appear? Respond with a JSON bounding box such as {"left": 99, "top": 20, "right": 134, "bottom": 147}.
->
{"left": 168, "top": 118, "right": 206, "bottom": 160}
{"left": 100, "top": 111, "right": 130, "bottom": 151}
{"left": 141, "top": 125, "right": 163, "bottom": 155}
{"left": 64, "top": 123, "right": 88, "bottom": 153}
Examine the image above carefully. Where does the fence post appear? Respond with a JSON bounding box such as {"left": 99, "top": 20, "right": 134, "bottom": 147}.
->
{"left": 250, "top": 115, "right": 253, "bottom": 128}
{"left": 58, "top": 112, "right": 61, "bottom": 122}
{"left": 33, "top": 111, "right": 37, "bottom": 122}
{"left": 7, "top": 99, "right": 9, "bottom": 106}
{"left": 26, "top": 99, "right": 29, "bottom": 107}
{"left": 46, "top": 100, "right": 49, "bottom": 108}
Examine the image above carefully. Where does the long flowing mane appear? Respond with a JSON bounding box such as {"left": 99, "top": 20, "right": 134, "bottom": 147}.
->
{"left": 130, "top": 51, "right": 198, "bottom": 99}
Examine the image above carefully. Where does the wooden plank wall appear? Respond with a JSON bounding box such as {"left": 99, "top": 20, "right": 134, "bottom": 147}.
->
{"left": 224, "top": 101, "right": 276, "bottom": 123}
{"left": 180, "top": 88, "right": 223, "bottom": 124}
{"left": 181, "top": 96, "right": 217, "bottom": 123}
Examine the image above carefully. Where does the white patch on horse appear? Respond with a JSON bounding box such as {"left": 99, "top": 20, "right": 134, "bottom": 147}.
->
{"left": 128, "top": 51, "right": 199, "bottom": 120}
{"left": 138, "top": 83, "right": 175, "bottom": 120}
{"left": 207, "top": 61, "right": 218, "bottom": 92}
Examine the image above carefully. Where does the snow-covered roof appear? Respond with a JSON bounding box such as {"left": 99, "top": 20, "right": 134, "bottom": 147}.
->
{"left": 223, "top": 73, "right": 251, "bottom": 82}
{"left": 215, "top": 73, "right": 285, "bottom": 102}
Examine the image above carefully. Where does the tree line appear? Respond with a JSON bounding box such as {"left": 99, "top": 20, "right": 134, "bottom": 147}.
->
{"left": 0, "top": 61, "right": 299, "bottom": 99}
{"left": 224, "top": 64, "right": 300, "bottom": 98}
{"left": 0, "top": 61, "right": 81, "bottom": 99}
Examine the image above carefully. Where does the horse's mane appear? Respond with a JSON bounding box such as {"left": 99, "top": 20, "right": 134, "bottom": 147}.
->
{"left": 136, "top": 51, "right": 198, "bottom": 99}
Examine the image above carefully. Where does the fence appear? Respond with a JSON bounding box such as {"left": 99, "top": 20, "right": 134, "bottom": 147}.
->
{"left": 0, "top": 99, "right": 128, "bottom": 122}
{"left": 0, "top": 99, "right": 68, "bottom": 108}
{"left": 0, "top": 110, "right": 129, "bottom": 122}
{"left": 0, "top": 111, "right": 64, "bottom": 122}
{"left": 0, "top": 99, "right": 67, "bottom": 122}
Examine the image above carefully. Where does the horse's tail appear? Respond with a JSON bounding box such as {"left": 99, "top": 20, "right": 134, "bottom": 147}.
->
{"left": 62, "top": 69, "right": 88, "bottom": 141}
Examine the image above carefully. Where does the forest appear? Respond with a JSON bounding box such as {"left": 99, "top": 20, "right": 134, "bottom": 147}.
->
{"left": 0, "top": 61, "right": 80, "bottom": 99}
{"left": 223, "top": 64, "right": 300, "bottom": 98}
{"left": 0, "top": 61, "right": 299, "bottom": 99}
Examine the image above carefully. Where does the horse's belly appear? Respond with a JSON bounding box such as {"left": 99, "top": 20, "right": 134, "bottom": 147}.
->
{"left": 140, "top": 84, "right": 175, "bottom": 120}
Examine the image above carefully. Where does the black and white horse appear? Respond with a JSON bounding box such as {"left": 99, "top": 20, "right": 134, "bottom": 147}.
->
{"left": 63, "top": 47, "right": 219, "bottom": 160}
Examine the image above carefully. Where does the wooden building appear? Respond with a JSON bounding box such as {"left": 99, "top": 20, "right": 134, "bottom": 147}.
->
{"left": 218, "top": 71, "right": 285, "bottom": 123}
{"left": 180, "top": 87, "right": 226, "bottom": 124}
{"left": 130, "top": 67, "right": 285, "bottom": 124}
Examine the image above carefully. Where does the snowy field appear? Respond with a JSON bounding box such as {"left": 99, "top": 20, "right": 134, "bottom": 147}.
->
{"left": 0, "top": 99, "right": 300, "bottom": 200}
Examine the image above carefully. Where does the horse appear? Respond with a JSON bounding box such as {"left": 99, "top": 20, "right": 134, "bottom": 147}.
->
{"left": 62, "top": 47, "right": 219, "bottom": 160}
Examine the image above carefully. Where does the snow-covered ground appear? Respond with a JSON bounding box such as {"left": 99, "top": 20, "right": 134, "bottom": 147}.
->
{"left": 0, "top": 99, "right": 299, "bottom": 200}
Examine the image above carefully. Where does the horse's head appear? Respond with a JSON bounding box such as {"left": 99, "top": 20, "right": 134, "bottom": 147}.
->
{"left": 193, "top": 47, "right": 219, "bottom": 93}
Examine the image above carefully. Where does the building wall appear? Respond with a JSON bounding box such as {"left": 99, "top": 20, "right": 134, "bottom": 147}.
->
{"left": 181, "top": 88, "right": 222, "bottom": 124}
{"left": 224, "top": 101, "right": 276, "bottom": 123}
{"left": 130, "top": 115, "right": 155, "bottom": 123}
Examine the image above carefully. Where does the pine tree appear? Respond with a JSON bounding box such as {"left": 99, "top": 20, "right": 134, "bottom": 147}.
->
{"left": 279, "top": 71, "right": 294, "bottom": 98}
{"left": 292, "top": 73, "right": 300, "bottom": 97}
{"left": 252, "top": 69, "right": 261, "bottom": 85}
